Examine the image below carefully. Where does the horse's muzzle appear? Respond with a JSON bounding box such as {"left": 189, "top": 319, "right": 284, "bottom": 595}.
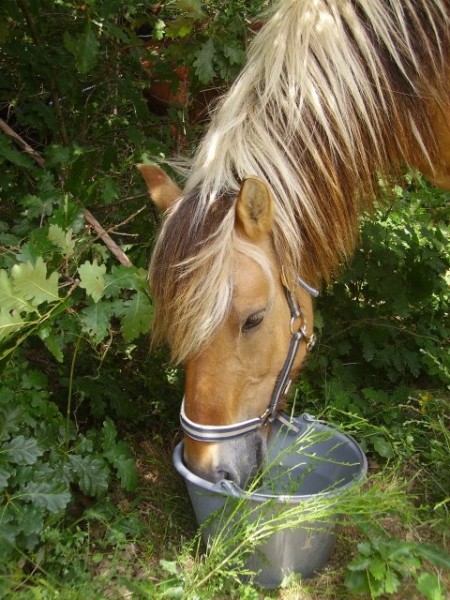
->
{"left": 184, "top": 430, "right": 267, "bottom": 489}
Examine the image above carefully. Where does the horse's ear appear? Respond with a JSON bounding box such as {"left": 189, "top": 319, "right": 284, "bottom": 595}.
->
{"left": 235, "top": 177, "right": 274, "bottom": 240}
{"left": 137, "top": 164, "right": 181, "bottom": 211}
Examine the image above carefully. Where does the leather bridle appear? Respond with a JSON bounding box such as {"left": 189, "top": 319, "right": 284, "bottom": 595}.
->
{"left": 179, "top": 276, "right": 319, "bottom": 443}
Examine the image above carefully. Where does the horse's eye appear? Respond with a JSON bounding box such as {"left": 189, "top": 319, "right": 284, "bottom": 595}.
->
{"left": 242, "top": 310, "right": 265, "bottom": 333}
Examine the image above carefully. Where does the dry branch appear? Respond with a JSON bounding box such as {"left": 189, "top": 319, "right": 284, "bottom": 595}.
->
{"left": 0, "top": 117, "right": 134, "bottom": 267}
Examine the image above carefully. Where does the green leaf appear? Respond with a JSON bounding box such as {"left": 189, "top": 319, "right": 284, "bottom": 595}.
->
{"left": 223, "top": 44, "right": 245, "bottom": 65}
{"left": 112, "top": 452, "right": 138, "bottom": 492}
{"left": 100, "top": 178, "right": 119, "bottom": 203}
{"left": 11, "top": 258, "right": 59, "bottom": 306}
{"left": 38, "top": 326, "right": 65, "bottom": 363}
{"left": 414, "top": 544, "right": 450, "bottom": 569}
{"left": 22, "top": 481, "right": 71, "bottom": 512}
{"left": 345, "top": 570, "right": 371, "bottom": 595}
{"left": 0, "top": 133, "right": 35, "bottom": 170}
{"left": 68, "top": 454, "right": 109, "bottom": 497}
{"left": 194, "top": 39, "right": 216, "bottom": 84}
{"left": 0, "top": 309, "right": 25, "bottom": 342}
{"left": 368, "top": 558, "right": 386, "bottom": 581}
{"left": 0, "top": 407, "right": 21, "bottom": 440}
{"left": 63, "top": 25, "right": 100, "bottom": 74}
{"left": 121, "top": 290, "right": 152, "bottom": 342}
{"left": 175, "top": 0, "right": 204, "bottom": 17}
{"left": 78, "top": 260, "right": 106, "bottom": 303}
{"left": 384, "top": 568, "right": 401, "bottom": 594}
{"left": 372, "top": 436, "right": 395, "bottom": 459}
{"left": 48, "top": 224, "right": 75, "bottom": 256}
{"left": 80, "top": 301, "right": 111, "bottom": 343}
{"left": 166, "top": 16, "right": 194, "bottom": 39}
{"left": 104, "top": 265, "right": 143, "bottom": 297}
{"left": 17, "top": 505, "right": 45, "bottom": 536}
{"left": 3, "top": 436, "right": 43, "bottom": 465}
{"left": 160, "top": 586, "right": 184, "bottom": 599}
{"left": 0, "top": 270, "right": 36, "bottom": 314}
{"left": 101, "top": 420, "right": 137, "bottom": 491}
{"left": 0, "top": 468, "right": 11, "bottom": 492}
{"left": 417, "top": 572, "right": 444, "bottom": 600}
{"left": 101, "top": 418, "right": 117, "bottom": 449}
{"left": 160, "top": 559, "right": 180, "bottom": 575}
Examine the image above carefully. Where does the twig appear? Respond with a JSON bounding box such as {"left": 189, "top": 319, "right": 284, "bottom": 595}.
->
{"left": 0, "top": 117, "right": 133, "bottom": 267}
{"left": 92, "top": 192, "right": 148, "bottom": 210}
{"left": 107, "top": 204, "right": 147, "bottom": 231}
{"left": 83, "top": 208, "right": 133, "bottom": 267}
{"left": 0, "top": 118, "right": 45, "bottom": 167}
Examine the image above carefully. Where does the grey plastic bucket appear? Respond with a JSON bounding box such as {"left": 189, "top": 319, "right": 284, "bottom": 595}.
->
{"left": 173, "top": 413, "right": 367, "bottom": 588}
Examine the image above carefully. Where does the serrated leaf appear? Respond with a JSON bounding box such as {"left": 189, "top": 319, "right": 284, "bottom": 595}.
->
{"left": 48, "top": 224, "right": 75, "bottom": 256}
{"left": 68, "top": 454, "right": 109, "bottom": 497}
{"left": 101, "top": 420, "right": 137, "bottom": 491}
{"left": 384, "top": 568, "right": 401, "bottom": 594}
{"left": 160, "top": 586, "right": 184, "bottom": 599}
{"left": 417, "top": 572, "right": 444, "bottom": 600}
{"left": 0, "top": 518, "right": 17, "bottom": 547}
{"left": 101, "top": 178, "right": 118, "bottom": 203}
{"left": 121, "top": 290, "right": 152, "bottom": 342}
{"left": 166, "top": 16, "right": 194, "bottom": 39}
{"left": 104, "top": 265, "right": 143, "bottom": 298}
{"left": 113, "top": 453, "right": 138, "bottom": 492}
{"left": 22, "top": 481, "right": 71, "bottom": 513}
{"left": 175, "top": 0, "right": 204, "bottom": 17}
{"left": 0, "top": 270, "right": 35, "bottom": 314}
{"left": 78, "top": 260, "right": 106, "bottom": 303}
{"left": 102, "top": 418, "right": 117, "bottom": 449}
{"left": 11, "top": 258, "right": 59, "bottom": 306}
{"left": 160, "top": 559, "right": 180, "bottom": 575}
{"left": 414, "top": 544, "right": 450, "bottom": 569}
{"left": 3, "top": 436, "right": 43, "bottom": 465}
{"left": 38, "top": 327, "right": 65, "bottom": 363}
{"left": 223, "top": 44, "right": 245, "bottom": 65}
{"left": 368, "top": 558, "right": 386, "bottom": 581}
{"left": 0, "top": 468, "right": 11, "bottom": 492}
{"left": 0, "top": 309, "right": 25, "bottom": 342}
{"left": 17, "top": 505, "right": 45, "bottom": 536}
{"left": 64, "top": 26, "right": 99, "bottom": 74}
{"left": 80, "top": 301, "right": 111, "bottom": 343}
{"left": 194, "top": 39, "right": 216, "bottom": 84}
{"left": 0, "top": 407, "right": 21, "bottom": 440}
{"left": 372, "top": 436, "right": 395, "bottom": 458}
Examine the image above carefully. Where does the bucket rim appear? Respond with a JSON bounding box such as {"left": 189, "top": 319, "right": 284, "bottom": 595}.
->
{"left": 173, "top": 414, "right": 368, "bottom": 503}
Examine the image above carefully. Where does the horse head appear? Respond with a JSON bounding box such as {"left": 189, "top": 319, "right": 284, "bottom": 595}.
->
{"left": 140, "top": 165, "right": 315, "bottom": 488}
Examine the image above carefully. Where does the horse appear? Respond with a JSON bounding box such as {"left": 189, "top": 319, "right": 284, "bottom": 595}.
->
{"left": 139, "top": 0, "right": 450, "bottom": 489}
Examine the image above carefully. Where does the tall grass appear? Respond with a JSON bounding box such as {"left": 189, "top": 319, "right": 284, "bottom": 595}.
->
{"left": 158, "top": 419, "right": 417, "bottom": 599}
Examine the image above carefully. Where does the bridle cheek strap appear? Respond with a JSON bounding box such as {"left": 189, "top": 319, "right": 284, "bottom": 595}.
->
{"left": 179, "top": 276, "right": 318, "bottom": 443}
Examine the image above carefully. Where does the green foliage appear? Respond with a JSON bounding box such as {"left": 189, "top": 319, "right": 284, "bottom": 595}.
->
{"left": 154, "top": 0, "right": 265, "bottom": 86}
{"left": 345, "top": 537, "right": 450, "bottom": 599}
{"left": 0, "top": 0, "right": 449, "bottom": 597}
{"left": 310, "top": 177, "right": 449, "bottom": 395}
{"left": 0, "top": 360, "right": 139, "bottom": 564}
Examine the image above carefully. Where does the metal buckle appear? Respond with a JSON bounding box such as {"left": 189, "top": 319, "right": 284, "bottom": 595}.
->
{"left": 307, "top": 332, "right": 317, "bottom": 351}
{"left": 259, "top": 407, "right": 275, "bottom": 425}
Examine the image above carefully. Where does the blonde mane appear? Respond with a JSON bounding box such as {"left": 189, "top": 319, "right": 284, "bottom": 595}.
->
{"left": 150, "top": 0, "right": 450, "bottom": 363}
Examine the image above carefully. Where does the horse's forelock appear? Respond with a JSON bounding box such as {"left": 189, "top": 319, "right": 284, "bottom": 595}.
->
{"left": 149, "top": 189, "right": 237, "bottom": 363}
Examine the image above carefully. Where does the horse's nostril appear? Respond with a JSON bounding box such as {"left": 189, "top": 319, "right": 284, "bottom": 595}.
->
{"left": 216, "top": 466, "right": 238, "bottom": 483}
